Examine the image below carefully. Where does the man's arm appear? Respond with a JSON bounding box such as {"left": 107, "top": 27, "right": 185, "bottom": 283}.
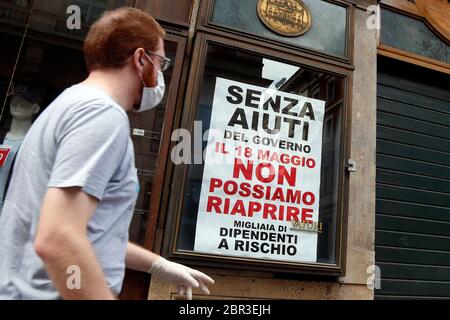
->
{"left": 126, "top": 243, "right": 215, "bottom": 300}
{"left": 126, "top": 242, "right": 161, "bottom": 272}
{"left": 34, "top": 187, "right": 115, "bottom": 300}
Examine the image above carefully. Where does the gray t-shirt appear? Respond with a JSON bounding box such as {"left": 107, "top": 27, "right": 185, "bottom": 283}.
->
{"left": 0, "top": 84, "right": 139, "bottom": 300}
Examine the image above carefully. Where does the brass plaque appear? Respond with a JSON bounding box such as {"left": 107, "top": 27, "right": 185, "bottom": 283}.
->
{"left": 257, "top": 0, "right": 312, "bottom": 37}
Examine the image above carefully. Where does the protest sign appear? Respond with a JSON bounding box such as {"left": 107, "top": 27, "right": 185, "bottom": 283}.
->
{"left": 194, "top": 78, "right": 325, "bottom": 263}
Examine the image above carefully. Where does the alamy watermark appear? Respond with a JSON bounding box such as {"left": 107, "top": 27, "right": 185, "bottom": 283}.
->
{"left": 367, "top": 264, "right": 382, "bottom": 290}
{"left": 367, "top": 5, "right": 381, "bottom": 30}
{"left": 66, "top": 5, "right": 81, "bottom": 30}
{"left": 66, "top": 265, "right": 81, "bottom": 290}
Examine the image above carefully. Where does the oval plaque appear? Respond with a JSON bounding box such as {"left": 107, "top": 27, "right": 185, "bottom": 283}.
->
{"left": 257, "top": 0, "right": 312, "bottom": 37}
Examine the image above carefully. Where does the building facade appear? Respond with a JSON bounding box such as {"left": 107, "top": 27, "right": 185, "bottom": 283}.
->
{"left": 0, "top": 0, "right": 448, "bottom": 300}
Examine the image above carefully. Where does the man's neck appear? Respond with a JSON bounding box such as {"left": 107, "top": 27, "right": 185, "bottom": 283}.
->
{"left": 6, "top": 118, "right": 32, "bottom": 140}
{"left": 82, "top": 69, "right": 136, "bottom": 112}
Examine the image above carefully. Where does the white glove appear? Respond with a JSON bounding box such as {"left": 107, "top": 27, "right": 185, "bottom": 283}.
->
{"left": 148, "top": 257, "right": 215, "bottom": 300}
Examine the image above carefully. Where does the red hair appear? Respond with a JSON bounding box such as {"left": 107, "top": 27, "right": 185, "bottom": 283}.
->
{"left": 84, "top": 7, "right": 165, "bottom": 71}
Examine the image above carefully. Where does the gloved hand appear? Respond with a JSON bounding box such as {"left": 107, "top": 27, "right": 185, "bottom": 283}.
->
{"left": 148, "top": 257, "right": 215, "bottom": 300}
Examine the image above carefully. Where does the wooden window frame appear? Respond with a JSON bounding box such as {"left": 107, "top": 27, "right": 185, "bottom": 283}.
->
{"left": 378, "top": 0, "right": 450, "bottom": 75}
{"left": 139, "top": 31, "right": 187, "bottom": 251}
{"left": 196, "top": 0, "right": 356, "bottom": 69}
{"left": 160, "top": 32, "right": 353, "bottom": 277}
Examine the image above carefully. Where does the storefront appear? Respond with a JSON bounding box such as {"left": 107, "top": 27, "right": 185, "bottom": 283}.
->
{"left": 0, "top": 0, "right": 448, "bottom": 300}
{"left": 375, "top": 1, "right": 450, "bottom": 299}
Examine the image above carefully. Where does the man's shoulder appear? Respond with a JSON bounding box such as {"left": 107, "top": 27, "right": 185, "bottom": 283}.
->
{"left": 54, "top": 85, "right": 128, "bottom": 122}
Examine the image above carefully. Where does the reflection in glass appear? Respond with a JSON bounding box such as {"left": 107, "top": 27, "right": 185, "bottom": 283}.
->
{"left": 176, "top": 44, "right": 344, "bottom": 265}
{"left": 381, "top": 9, "right": 450, "bottom": 64}
{"left": 128, "top": 40, "right": 177, "bottom": 245}
{"left": 0, "top": 0, "right": 130, "bottom": 111}
{"left": 0, "top": 0, "right": 129, "bottom": 40}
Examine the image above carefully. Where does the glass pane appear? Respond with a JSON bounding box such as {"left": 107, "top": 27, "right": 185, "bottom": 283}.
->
{"left": 0, "top": 1, "right": 175, "bottom": 247}
{"left": 136, "top": 0, "right": 193, "bottom": 25}
{"left": 128, "top": 40, "right": 178, "bottom": 245}
{"left": 176, "top": 43, "right": 344, "bottom": 265}
{"left": 212, "top": 0, "right": 347, "bottom": 58}
{"left": 381, "top": 9, "right": 450, "bottom": 64}
{"left": 0, "top": 0, "right": 131, "bottom": 118}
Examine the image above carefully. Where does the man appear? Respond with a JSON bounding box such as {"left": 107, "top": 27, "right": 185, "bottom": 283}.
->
{"left": 0, "top": 8, "right": 214, "bottom": 300}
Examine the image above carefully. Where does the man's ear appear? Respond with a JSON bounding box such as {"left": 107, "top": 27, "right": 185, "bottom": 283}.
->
{"left": 133, "top": 48, "right": 146, "bottom": 71}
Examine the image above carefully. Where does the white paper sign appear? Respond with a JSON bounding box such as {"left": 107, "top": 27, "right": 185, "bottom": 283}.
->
{"left": 194, "top": 78, "right": 325, "bottom": 263}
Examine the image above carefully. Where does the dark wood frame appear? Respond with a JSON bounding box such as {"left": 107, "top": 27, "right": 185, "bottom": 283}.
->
{"left": 160, "top": 32, "right": 353, "bottom": 277}
{"left": 196, "top": 0, "right": 356, "bottom": 69}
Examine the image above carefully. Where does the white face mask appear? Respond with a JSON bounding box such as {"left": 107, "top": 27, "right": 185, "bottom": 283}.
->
{"left": 138, "top": 68, "right": 166, "bottom": 112}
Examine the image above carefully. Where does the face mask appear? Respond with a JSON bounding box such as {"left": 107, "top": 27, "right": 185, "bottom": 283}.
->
{"left": 138, "top": 67, "right": 166, "bottom": 112}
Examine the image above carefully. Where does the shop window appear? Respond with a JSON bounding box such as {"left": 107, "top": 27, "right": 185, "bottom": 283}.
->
{"left": 327, "top": 78, "right": 335, "bottom": 101}
{"left": 0, "top": 1, "right": 186, "bottom": 249}
{"left": 165, "top": 34, "right": 348, "bottom": 275}
{"left": 72, "top": 0, "right": 107, "bottom": 25}
{"left": 0, "top": 0, "right": 31, "bottom": 25}
{"left": 0, "top": 0, "right": 132, "bottom": 120}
